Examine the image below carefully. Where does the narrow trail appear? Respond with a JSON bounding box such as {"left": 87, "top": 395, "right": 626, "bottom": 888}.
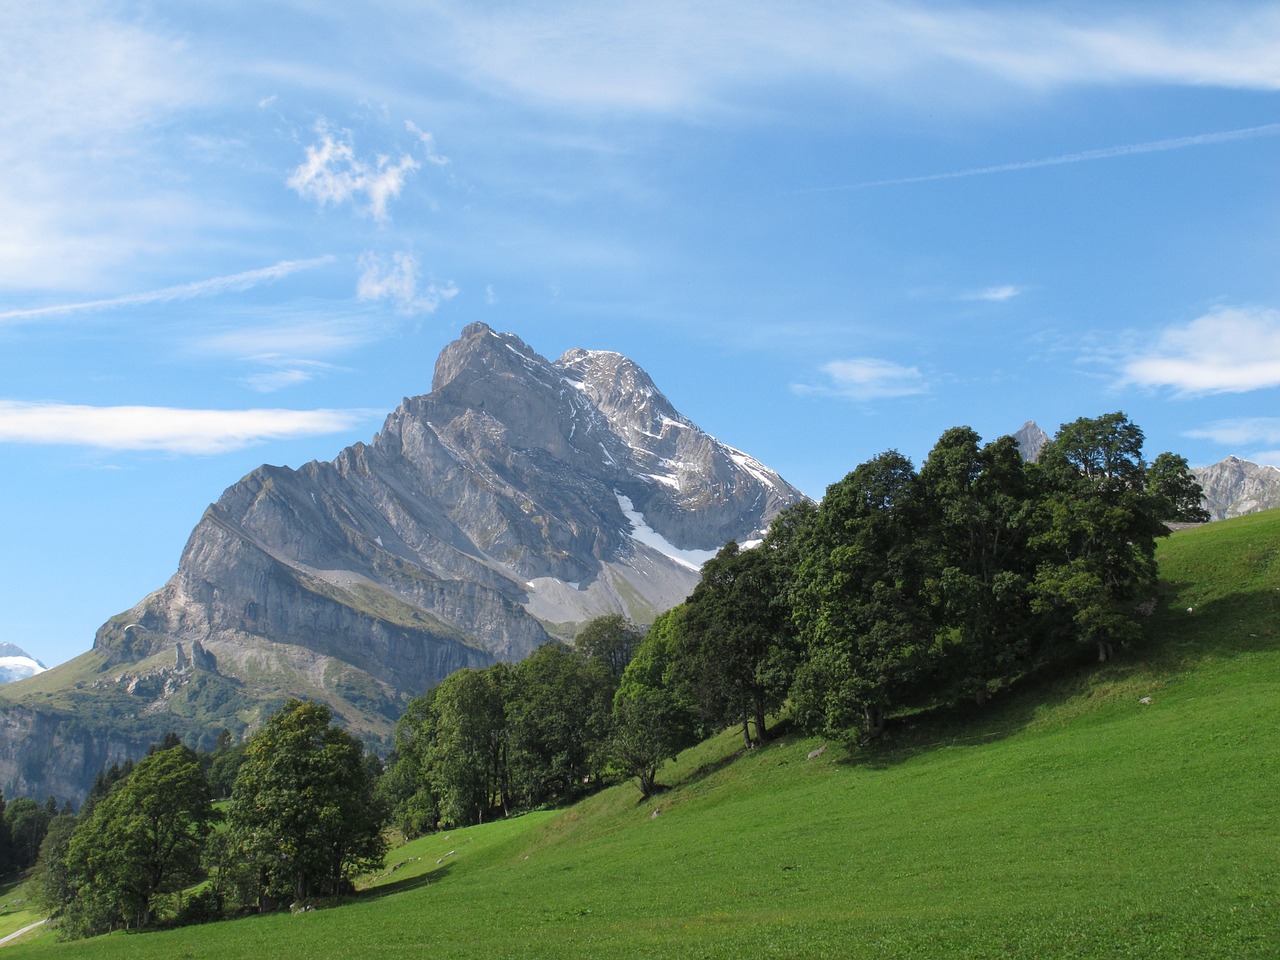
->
{"left": 0, "top": 919, "right": 46, "bottom": 946}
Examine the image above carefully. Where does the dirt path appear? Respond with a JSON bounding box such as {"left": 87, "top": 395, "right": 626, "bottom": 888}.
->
{"left": 0, "top": 919, "right": 46, "bottom": 946}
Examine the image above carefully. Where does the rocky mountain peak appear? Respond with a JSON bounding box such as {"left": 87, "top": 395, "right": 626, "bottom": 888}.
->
{"left": 0, "top": 324, "right": 807, "bottom": 802}
{"left": 1013, "top": 420, "right": 1050, "bottom": 462}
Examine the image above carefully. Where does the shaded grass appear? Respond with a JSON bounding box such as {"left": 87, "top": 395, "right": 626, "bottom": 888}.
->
{"left": 0, "top": 877, "right": 43, "bottom": 941}
{"left": 6, "top": 515, "right": 1280, "bottom": 958}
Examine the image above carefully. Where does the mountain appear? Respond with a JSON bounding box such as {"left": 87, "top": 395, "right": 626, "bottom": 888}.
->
{"left": 0, "top": 323, "right": 805, "bottom": 802}
{"left": 1192, "top": 455, "right": 1280, "bottom": 521}
{"left": 0, "top": 643, "right": 46, "bottom": 684}
{"left": 1012, "top": 421, "right": 1050, "bottom": 462}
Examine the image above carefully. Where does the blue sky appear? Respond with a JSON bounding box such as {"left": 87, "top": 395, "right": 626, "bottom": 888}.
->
{"left": 2, "top": 1, "right": 1278, "bottom": 667}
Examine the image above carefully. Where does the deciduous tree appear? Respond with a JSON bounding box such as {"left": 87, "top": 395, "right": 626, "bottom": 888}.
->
{"left": 228, "top": 700, "right": 386, "bottom": 906}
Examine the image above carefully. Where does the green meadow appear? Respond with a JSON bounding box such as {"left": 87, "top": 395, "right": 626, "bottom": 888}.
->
{"left": 5, "top": 513, "right": 1278, "bottom": 958}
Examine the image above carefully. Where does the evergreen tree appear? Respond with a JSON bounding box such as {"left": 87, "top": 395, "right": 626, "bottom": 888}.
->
{"left": 0, "top": 790, "right": 11, "bottom": 876}
{"left": 5, "top": 797, "right": 52, "bottom": 871}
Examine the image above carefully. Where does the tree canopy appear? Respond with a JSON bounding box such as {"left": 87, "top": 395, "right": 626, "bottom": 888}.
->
{"left": 227, "top": 700, "right": 385, "bottom": 906}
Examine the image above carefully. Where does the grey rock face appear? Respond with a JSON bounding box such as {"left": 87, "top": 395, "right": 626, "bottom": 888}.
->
{"left": 1193, "top": 455, "right": 1280, "bottom": 521}
{"left": 1, "top": 323, "right": 805, "bottom": 802}
{"left": 1012, "top": 421, "right": 1050, "bottom": 463}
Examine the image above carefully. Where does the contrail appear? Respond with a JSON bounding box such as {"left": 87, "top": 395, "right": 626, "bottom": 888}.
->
{"left": 0, "top": 256, "right": 336, "bottom": 323}
{"left": 806, "top": 122, "right": 1280, "bottom": 193}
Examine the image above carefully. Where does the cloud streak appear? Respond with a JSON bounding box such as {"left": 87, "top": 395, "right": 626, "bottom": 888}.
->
{"left": 1120, "top": 306, "right": 1280, "bottom": 395}
{"left": 959, "top": 285, "right": 1026, "bottom": 303}
{"left": 433, "top": 2, "right": 1280, "bottom": 115}
{"left": 0, "top": 401, "right": 372, "bottom": 455}
{"left": 794, "top": 357, "right": 927, "bottom": 401}
{"left": 1185, "top": 417, "right": 1280, "bottom": 448}
{"left": 0, "top": 258, "right": 334, "bottom": 324}
{"left": 810, "top": 123, "right": 1280, "bottom": 192}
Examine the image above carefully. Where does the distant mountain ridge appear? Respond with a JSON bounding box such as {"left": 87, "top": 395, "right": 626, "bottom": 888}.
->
{"left": 0, "top": 323, "right": 805, "bottom": 802}
{"left": 1192, "top": 455, "right": 1280, "bottom": 521}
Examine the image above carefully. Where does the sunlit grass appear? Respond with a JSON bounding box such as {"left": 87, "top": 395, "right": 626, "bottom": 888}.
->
{"left": 7, "top": 514, "right": 1279, "bottom": 958}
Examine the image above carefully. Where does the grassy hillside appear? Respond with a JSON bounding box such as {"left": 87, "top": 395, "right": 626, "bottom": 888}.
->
{"left": 6, "top": 514, "right": 1278, "bottom": 958}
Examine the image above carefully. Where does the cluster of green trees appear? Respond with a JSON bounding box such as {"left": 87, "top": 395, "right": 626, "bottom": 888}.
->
{"left": 32, "top": 700, "right": 384, "bottom": 939}
{"left": 623, "top": 413, "right": 1205, "bottom": 755}
{"left": 381, "top": 615, "right": 640, "bottom": 833}
{"left": 0, "top": 792, "right": 70, "bottom": 877}
{"left": 386, "top": 414, "right": 1204, "bottom": 812}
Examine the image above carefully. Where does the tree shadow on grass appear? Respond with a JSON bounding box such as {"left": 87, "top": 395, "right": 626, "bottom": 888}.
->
{"left": 361, "top": 862, "right": 453, "bottom": 901}
{"left": 838, "top": 582, "right": 1278, "bottom": 772}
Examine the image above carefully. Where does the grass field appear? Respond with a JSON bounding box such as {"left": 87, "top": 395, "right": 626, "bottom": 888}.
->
{"left": 4, "top": 513, "right": 1277, "bottom": 958}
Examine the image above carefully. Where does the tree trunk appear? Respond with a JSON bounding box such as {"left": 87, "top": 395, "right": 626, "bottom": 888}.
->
{"left": 741, "top": 711, "right": 754, "bottom": 749}
{"left": 863, "top": 704, "right": 885, "bottom": 737}
{"left": 753, "top": 697, "right": 768, "bottom": 746}
{"left": 1097, "top": 639, "right": 1114, "bottom": 662}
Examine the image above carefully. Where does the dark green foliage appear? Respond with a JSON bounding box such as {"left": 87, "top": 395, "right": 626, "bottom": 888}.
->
{"left": 0, "top": 790, "right": 11, "bottom": 875}
{"left": 422, "top": 667, "right": 508, "bottom": 828}
{"left": 226, "top": 699, "right": 387, "bottom": 906}
{"left": 5, "top": 796, "right": 52, "bottom": 871}
{"left": 1031, "top": 412, "right": 1167, "bottom": 662}
{"left": 58, "top": 744, "right": 215, "bottom": 935}
{"left": 383, "top": 692, "right": 445, "bottom": 838}
{"left": 791, "top": 451, "right": 931, "bottom": 737}
{"left": 34, "top": 812, "right": 77, "bottom": 915}
{"left": 207, "top": 731, "right": 248, "bottom": 800}
{"left": 1147, "top": 450, "right": 1211, "bottom": 522}
{"left": 384, "top": 644, "right": 619, "bottom": 829}
{"left": 918, "top": 428, "right": 1035, "bottom": 705}
{"left": 507, "top": 643, "right": 615, "bottom": 808}
{"left": 574, "top": 614, "right": 643, "bottom": 679}
{"left": 611, "top": 607, "right": 701, "bottom": 797}
{"left": 675, "top": 537, "right": 798, "bottom": 747}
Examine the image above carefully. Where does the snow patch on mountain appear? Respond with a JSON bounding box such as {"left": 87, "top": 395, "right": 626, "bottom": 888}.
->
{"left": 615, "top": 493, "right": 718, "bottom": 570}
{"left": 0, "top": 644, "right": 47, "bottom": 684}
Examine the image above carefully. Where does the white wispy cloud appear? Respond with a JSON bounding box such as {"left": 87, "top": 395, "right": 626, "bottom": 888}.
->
{"left": 0, "top": 402, "right": 372, "bottom": 455}
{"left": 195, "top": 315, "right": 373, "bottom": 360}
{"left": 240, "top": 359, "right": 341, "bottom": 394}
{"left": 432, "top": 2, "right": 1280, "bottom": 114}
{"left": 793, "top": 357, "right": 928, "bottom": 401}
{"left": 814, "top": 123, "right": 1280, "bottom": 192}
{"left": 1185, "top": 418, "right": 1280, "bottom": 448}
{"left": 960, "top": 284, "right": 1026, "bottom": 302}
{"left": 357, "top": 252, "right": 459, "bottom": 315}
{"left": 0, "top": 258, "right": 335, "bottom": 324}
{"left": 1120, "top": 306, "right": 1280, "bottom": 395}
{"left": 406, "top": 121, "right": 450, "bottom": 166}
{"left": 288, "top": 124, "right": 419, "bottom": 221}
{"left": 0, "top": 2, "right": 213, "bottom": 290}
